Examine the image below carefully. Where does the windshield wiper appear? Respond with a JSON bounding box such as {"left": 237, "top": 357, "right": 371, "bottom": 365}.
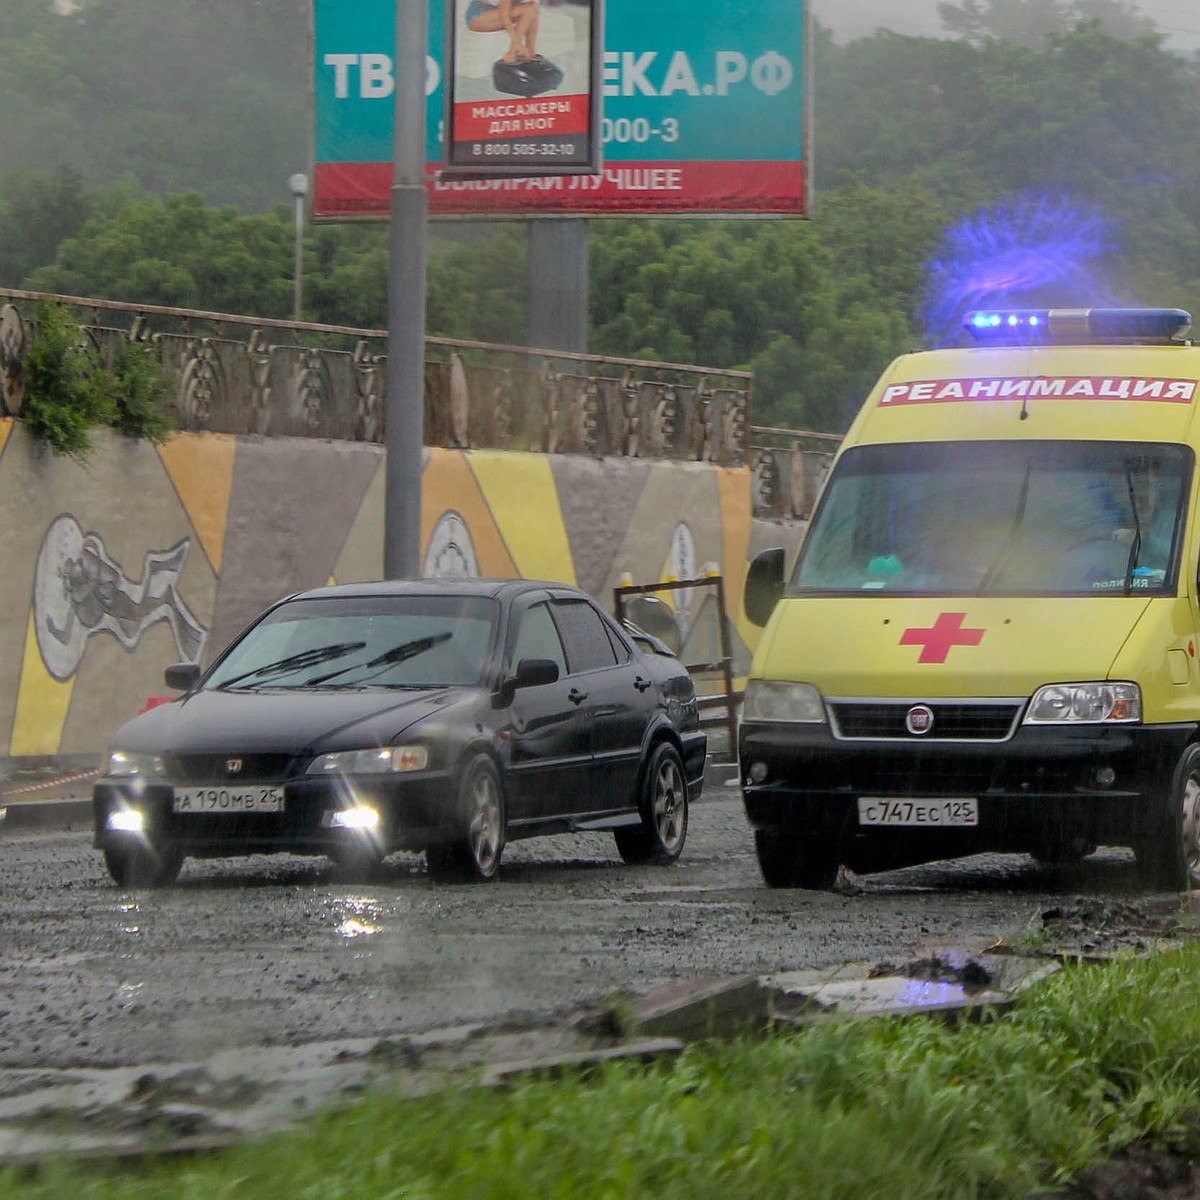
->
{"left": 1122, "top": 468, "right": 1143, "bottom": 595}
{"left": 219, "top": 641, "right": 366, "bottom": 689}
{"left": 303, "top": 632, "right": 453, "bottom": 686}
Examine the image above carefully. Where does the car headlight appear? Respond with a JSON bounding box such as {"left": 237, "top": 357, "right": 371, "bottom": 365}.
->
{"left": 306, "top": 745, "right": 430, "bottom": 775}
{"left": 1024, "top": 682, "right": 1141, "bottom": 725}
{"left": 106, "top": 807, "right": 147, "bottom": 833}
{"left": 742, "top": 680, "right": 826, "bottom": 723}
{"left": 105, "top": 751, "right": 166, "bottom": 779}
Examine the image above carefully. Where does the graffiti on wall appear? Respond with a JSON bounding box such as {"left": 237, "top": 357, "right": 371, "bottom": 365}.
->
{"left": 1, "top": 430, "right": 760, "bottom": 764}
{"left": 34, "top": 515, "right": 208, "bottom": 682}
{"left": 423, "top": 510, "right": 480, "bottom": 579}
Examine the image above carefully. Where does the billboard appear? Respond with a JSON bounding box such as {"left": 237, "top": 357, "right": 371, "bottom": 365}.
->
{"left": 443, "top": 0, "right": 603, "bottom": 177}
{"left": 313, "top": 0, "right": 806, "bottom": 218}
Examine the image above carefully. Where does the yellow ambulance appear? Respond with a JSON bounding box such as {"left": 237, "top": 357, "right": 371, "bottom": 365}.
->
{"left": 740, "top": 307, "right": 1200, "bottom": 890}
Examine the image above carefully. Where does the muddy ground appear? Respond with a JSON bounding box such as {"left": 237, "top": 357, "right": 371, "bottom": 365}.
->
{"left": 2, "top": 787, "right": 1196, "bottom": 1193}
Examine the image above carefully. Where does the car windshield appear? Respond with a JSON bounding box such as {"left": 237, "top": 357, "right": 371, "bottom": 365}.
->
{"left": 205, "top": 594, "right": 500, "bottom": 690}
{"left": 791, "top": 440, "right": 1193, "bottom": 597}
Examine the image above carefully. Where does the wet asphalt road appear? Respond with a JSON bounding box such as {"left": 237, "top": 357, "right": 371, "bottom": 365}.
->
{"left": 0, "top": 787, "right": 1151, "bottom": 1071}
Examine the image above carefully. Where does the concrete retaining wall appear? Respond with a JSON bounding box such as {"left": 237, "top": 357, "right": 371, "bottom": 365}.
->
{"left": 0, "top": 420, "right": 805, "bottom": 769}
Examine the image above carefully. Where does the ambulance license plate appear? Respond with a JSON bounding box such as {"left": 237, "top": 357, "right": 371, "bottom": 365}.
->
{"left": 857, "top": 797, "right": 978, "bottom": 827}
{"left": 173, "top": 786, "right": 285, "bottom": 813}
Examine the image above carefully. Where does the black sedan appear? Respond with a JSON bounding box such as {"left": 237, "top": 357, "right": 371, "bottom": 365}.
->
{"left": 93, "top": 579, "right": 707, "bottom": 886}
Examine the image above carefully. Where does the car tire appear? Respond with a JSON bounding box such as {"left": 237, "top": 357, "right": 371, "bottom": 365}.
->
{"left": 754, "top": 829, "right": 840, "bottom": 890}
{"left": 103, "top": 844, "right": 184, "bottom": 889}
{"left": 1135, "top": 744, "right": 1200, "bottom": 892}
{"left": 328, "top": 843, "right": 385, "bottom": 883}
{"left": 613, "top": 742, "right": 688, "bottom": 865}
{"left": 427, "top": 754, "right": 504, "bottom": 883}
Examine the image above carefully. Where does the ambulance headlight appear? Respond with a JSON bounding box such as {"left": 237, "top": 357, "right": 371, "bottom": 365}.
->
{"left": 1025, "top": 683, "right": 1141, "bottom": 724}
{"left": 742, "top": 680, "right": 826, "bottom": 723}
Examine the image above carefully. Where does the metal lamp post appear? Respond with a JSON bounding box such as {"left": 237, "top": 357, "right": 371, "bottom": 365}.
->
{"left": 288, "top": 173, "right": 308, "bottom": 323}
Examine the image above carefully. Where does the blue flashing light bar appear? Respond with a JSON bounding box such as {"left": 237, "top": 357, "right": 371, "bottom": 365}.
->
{"left": 963, "top": 307, "right": 1192, "bottom": 345}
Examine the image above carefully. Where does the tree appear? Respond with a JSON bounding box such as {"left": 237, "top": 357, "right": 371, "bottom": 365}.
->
{"left": 25, "top": 193, "right": 295, "bottom": 316}
{"left": 937, "top": 0, "right": 1156, "bottom": 45}
{"left": 0, "top": 0, "right": 309, "bottom": 211}
{"left": 0, "top": 167, "right": 93, "bottom": 288}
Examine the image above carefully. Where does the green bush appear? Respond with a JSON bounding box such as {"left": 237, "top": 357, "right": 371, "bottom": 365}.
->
{"left": 19, "top": 301, "right": 174, "bottom": 458}
{"left": 106, "top": 338, "right": 174, "bottom": 444}
{"left": 20, "top": 300, "right": 112, "bottom": 459}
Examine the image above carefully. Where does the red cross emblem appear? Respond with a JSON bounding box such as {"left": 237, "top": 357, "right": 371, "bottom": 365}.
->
{"left": 899, "top": 612, "right": 985, "bottom": 664}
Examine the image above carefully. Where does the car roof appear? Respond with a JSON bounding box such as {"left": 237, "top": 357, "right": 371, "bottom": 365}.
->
{"left": 285, "top": 578, "right": 587, "bottom": 604}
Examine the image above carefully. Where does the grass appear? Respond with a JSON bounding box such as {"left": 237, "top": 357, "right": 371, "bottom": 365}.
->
{"left": 8, "top": 944, "right": 1200, "bottom": 1199}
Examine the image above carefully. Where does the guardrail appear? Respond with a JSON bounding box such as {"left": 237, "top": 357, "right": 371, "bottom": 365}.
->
{"left": 0, "top": 288, "right": 752, "bottom": 466}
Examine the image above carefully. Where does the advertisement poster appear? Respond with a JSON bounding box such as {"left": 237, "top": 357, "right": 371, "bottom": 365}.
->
{"left": 313, "top": 0, "right": 806, "bottom": 217}
{"left": 443, "top": 0, "right": 602, "bottom": 176}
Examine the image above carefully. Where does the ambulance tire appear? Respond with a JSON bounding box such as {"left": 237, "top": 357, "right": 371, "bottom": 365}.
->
{"left": 1135, "top": 744, "right": 1200, "bottom": 893}
{"left": 1031, "top": 834, "right": 1096, "bottom": 867}
{"left": 754, "top": 830, "right": 840, "bottom": 890}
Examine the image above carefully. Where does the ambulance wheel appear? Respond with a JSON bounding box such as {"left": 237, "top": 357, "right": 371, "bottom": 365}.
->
{"left": 1135, "top": 744, "right": 1200, "bottom": 892}
{"left": 1031, "top": 834, "right": 1096, "bottom": 867}
{"left": 754, "top": 830, "right": 840, "bottom": 890}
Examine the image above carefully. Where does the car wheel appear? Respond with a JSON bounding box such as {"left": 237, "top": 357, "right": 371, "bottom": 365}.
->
{"left": 427, "top": 754, "right": 504, "bottom": 883}
{"left": 103, "top": 844, "right": 184, "bottom": 889}
{"left": 328, "top": 843, "right": 385, "bottom": 883}
{"left": 1135, "top": 744, "right": 1200, "bottom": 892}
{"left": 614, "top": 742, "right": 688, "bottom": 865}
{"left": 754, "top": 830, "right": 839, "bottom": 890}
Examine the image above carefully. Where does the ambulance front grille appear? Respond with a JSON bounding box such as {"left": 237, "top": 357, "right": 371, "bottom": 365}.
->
{"left": 828, "top": 700, "right": 1023, "bottom": 742}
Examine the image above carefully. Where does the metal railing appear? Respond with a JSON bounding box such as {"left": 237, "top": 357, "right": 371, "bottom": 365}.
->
{"left": 0, "top": 288, "right": 753, "bottom": 466}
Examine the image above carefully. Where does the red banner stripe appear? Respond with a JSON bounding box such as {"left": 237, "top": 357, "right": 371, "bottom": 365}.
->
{"left": 314, "top": 160, "right": 806, "bottom": 217}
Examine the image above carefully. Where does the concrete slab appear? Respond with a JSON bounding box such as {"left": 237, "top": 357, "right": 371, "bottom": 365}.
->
{"left": 0, "top": 798, "right": 92, "bottom": 835}
{"left": 625, "top": 975, "right": 771, "bottom": 1041}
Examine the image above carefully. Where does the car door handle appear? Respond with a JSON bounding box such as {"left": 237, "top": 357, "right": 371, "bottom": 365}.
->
{"left": 634, "top": 676, "right": 652, "bottom": 692}
{"left": 568, "top": 687, "right": 588, "bottom": 706}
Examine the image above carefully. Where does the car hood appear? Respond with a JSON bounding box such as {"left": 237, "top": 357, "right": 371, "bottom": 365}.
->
{"left": 110, "top": 686, "right": 470, "bottom": 756}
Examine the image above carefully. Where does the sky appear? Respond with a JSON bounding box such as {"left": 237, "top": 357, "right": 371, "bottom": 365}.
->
{"left": 809, "top": 0, "right": 1200, "bottom": 55}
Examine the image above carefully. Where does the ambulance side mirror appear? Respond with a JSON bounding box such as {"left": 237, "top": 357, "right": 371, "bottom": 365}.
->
{"left": 744, "top": 548, "right": 786, "bottom": 627}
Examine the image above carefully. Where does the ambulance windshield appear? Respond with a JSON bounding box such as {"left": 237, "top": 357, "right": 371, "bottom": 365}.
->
{"left": 792, "top": 441, "right": 1192, "bottom": 597}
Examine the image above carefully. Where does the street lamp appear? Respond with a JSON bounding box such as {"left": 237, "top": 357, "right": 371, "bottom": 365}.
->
{"left": 288, "top": 173, "right": 308, "bottom": 323}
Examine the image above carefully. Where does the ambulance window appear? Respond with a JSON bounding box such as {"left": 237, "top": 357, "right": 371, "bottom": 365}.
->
{"left": 791, "top": 441, "right": 1192, "bottom": 597}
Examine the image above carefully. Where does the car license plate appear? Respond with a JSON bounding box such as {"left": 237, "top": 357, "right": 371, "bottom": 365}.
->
{"left": 173, "top": 786, "right": 285, "bottom": 813}
{"left": 857, "top": 797, "right": 978, "bottom": 827}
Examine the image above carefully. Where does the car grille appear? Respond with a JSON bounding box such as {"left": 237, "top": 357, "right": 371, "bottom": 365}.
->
{"left": 829, "top": 701, "right": 1023, "bottom": 742}
{"left": 162, "top": 753, "right": 296, "bottom": 783}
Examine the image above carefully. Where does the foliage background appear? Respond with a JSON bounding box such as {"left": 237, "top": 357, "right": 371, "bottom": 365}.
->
{"left": 2, "top": 0, "right": 1199, "bottom": 431}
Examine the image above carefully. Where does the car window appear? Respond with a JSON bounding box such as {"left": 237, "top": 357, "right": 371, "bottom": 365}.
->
{"left": 510, "top": 601, "right": 568, "bottom": 678}
{"left": 205, "top": 595, "right": 499, "bottom": 689}
{"left": 604, "top": 618, "right": 633, "bottom": 664}
{"left": 552, "top": 599, "right": 620, "bottom": 673}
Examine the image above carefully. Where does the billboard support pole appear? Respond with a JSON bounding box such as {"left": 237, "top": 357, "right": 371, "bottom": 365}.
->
{"left": 385, "top": 0, "right": 429, "bottom": 579}
{"left": 528, "top": 219, "right": 589, "bottom": 354}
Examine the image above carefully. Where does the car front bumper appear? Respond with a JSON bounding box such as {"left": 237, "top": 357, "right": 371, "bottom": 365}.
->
{"left": 93, "top": 770, "right": 457, "bottom": 860}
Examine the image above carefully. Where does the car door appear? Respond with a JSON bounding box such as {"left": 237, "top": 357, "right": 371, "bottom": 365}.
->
{"left": 502, "top": 597, "right": 588, "bottom": 826}
{"left": 549, "top": 597, "right": 650, "bottom": 816}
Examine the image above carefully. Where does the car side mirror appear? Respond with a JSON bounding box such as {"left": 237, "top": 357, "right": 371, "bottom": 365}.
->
{"left": 164, "top": 662, "right": 201, "bottom": 691}
{"left": 514, "top": 658, "right": 560, "bottom": 689}
{"left": 744, "top": 547, "right": 786, "bottom": 627}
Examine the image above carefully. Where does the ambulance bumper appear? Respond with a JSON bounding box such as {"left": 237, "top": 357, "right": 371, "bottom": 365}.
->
{"left": 739, "top": 720, "right": 1196, "bottom": 856}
